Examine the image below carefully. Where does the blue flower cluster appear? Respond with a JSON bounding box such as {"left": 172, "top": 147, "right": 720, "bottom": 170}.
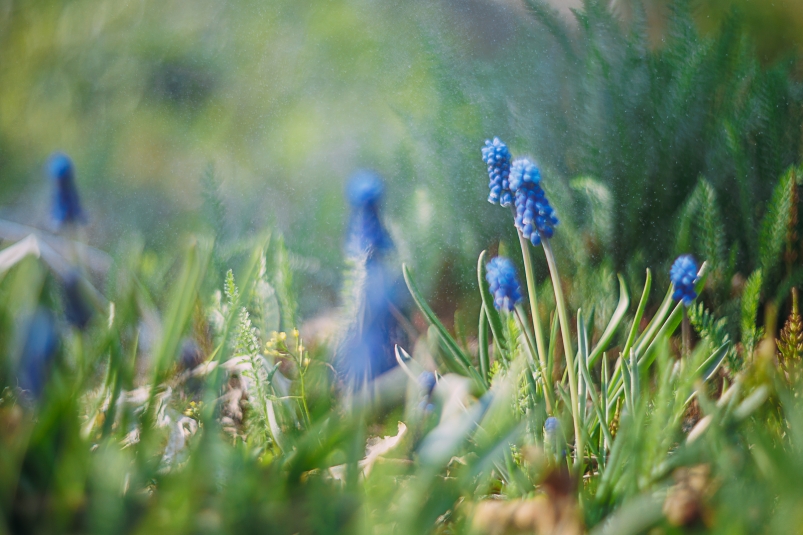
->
{"left": 481, "top": 137, "right": 513, "bottom": 207}
{"left": 47, "top": 152, "right": 86, "bottom": 229}
{"left": 485, "top": 256, "right": 523, "bottom": 312}
{"left": 670, "top": 255, "right": 698, "bottom": 306}
{"left": 510, "top": 158, "right": 558, "bottom": 246}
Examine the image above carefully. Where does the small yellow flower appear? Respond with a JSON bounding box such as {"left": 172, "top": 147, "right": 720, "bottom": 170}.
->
{"left": 278, "top": 332, "right": 287, "bottom": 342}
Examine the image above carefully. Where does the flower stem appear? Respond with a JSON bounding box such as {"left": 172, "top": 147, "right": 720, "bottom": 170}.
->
{"left": 514, "top": 307, "right": 554, "bottom": 413}
{"left": 682, "top": 307, "right": 690, "bottom": 359}
{"left": 541, "top": 236, "right": 584, "bottom": 475}
{"left": 516, "top": 229, "right": 550, "bottom": 401}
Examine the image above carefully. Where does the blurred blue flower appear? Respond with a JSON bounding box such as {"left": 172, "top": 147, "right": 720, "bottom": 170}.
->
{"left": 337, "top": 171, "right": 405, "bottom": 386}
{"left": 47, "top": 152, "right": 86, "bottom": 229}
{"left": 670, "top": 255, "right": 698, "bottom": 306}
{"left": 485, "top": 256, "right": 523, "bottom": 312}
{"left": 509, "top": 158, "right": 558, "bottom": 246}
{"left": 18, "top": 308, "right": 59, "bottom": 399}
{"left": 544, "top": 416, "right": 566, "bottom": 460}
{"left": 544, "top": 416, "right": 560, "bottom": 435}
{"left": 418, "top": 370, "right": 436, "bottom": 396}
{"left": 481, "top": 137, "right": 513, "bottom": 207}
{"left": 345, "top": 170, "right": 393, "bottom": 258}
{"left": 62, "top": 270, "right": 93, "bottom": 330}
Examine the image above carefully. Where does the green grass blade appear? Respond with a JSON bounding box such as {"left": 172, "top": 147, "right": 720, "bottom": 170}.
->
{"left": 478, "top": 250, "right": 507, "bottom": 351}
{"left": 405, "top": 264, "right": 479, "bottom": 383}
{"left": 621, "top": 269, "right": 652, "bottom": 362}
{"left": 589, "top": 274, "right": 630, "bottom": 367}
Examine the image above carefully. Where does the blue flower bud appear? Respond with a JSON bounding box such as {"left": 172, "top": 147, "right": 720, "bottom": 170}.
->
{"left": 418, "top": 370, "right": 436, "bottom": 396}
{"left": 510, "top": 158, "right": 558, "bottom": 246}
{"left": 18, "top": 308, "right": 59, "bottom": 399}
{"left": 670, "top": 255, "right": 698, "bottom": 306}
{"left": 481, "top": 137, "right": 513, "bottom": 207}
{"left": 485, "top": 256, "right": 523, "bottom": 312}
{"left": 47, "top": 152, "right": 86, "bottom": 229}
{"left": 544, "top": 416, "right": 566, "bottom": 460}
{"left": 62, "top": 270, "right": 93, "bottom": 330}
{"left": 544, "top": 416, "right": 560, "bottom": 435}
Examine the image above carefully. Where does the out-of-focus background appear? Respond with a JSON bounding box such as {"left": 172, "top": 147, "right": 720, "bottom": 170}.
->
{"left": 1, "top": 0, "right": 802, "bottom": 316}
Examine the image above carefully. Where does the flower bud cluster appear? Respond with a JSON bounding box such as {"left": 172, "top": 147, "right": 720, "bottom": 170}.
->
{"left": 481, "top": 137, "right": 513, "bottom": 207}
{"left": 510, "top": 158, "right": 559, "bottom": 246}
{"left": 670, "top": 255, "right": 698, "bottom": 306}
{"left": 485, "top": 256, "right": 523, "bottom": 312}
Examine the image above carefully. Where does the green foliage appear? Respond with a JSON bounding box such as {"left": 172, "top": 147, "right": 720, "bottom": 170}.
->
{"left": 525, "top": 0, "right": 803, "bottom": 273}
{"left": 758, "top": 166, "right": 799, "bottom": 284}
{"left": 268, "top": 235, "right": 297, "bottom": 331}
{"left": 676, "top": 178, "right": 728, "bottom": 288}
{"left": 1, "top": 1, "right": 803, "bottom": 533}
{"left": 688, "top": 302, "right": 739, "bottom": 372}
{"left": 741, "top": 269, "right": 764, "bottom": 358}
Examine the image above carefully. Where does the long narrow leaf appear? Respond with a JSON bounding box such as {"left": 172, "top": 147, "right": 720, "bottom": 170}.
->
{"left": 589, "top": 274, "right": 630, "bottom": 366}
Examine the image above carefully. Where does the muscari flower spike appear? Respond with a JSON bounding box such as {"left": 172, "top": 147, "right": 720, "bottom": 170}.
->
{"left": 670, "top": 255, "right": 698, "bottom": 306}
{"left": 481, "top": 137, "right": 513, "bottom": 207}
{"left": 345, "top": 170, "right": 394, "bottom": 258}
{"left": 18, "top": 308, "right": 59, "bottom": 399}
{"left": 509, "top": 158, "right": 558, "bottom": 246}
{"left": 337, "top": 170, "right": 405, "bottom": 385}
{"left": 47, "top": 152, "right": 86, "bottom": 229}
{"left": 485, "top": 256, "right": 523, "bottom": 312}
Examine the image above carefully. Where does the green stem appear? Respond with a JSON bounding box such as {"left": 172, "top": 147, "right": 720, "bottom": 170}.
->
{"left": 514, "top": 308, "right": 554, "bottom": 413}
{"left": 682, "top": 308, "right": 690, "bottom": 359}
{"left": 297, "top": 355, "right": 312, "bottom": 428}
{"left": 541, "top": 237, "right": 584, "bottom": 475}
{"left": 516, "top": 231, "right": 549, "bottom": 396}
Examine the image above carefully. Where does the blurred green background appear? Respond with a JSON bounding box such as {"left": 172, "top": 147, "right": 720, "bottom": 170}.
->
{"left": 1, "top": 0, "right": 802, "bottom": 316}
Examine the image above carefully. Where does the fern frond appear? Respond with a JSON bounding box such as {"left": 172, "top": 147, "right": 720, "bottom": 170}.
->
{"left": 697, "top": 179, "right": 727, "bottom": 283}
{"left": 688, "top": 302, "right": 739, "bottom": 372}
{"left": 740, "top": 269, "right": 763, "bottom": 359}
{"left": 758, "top": 167, "right": 796, "bottom": 283}
{"left": 200, "top": 163, "right": 227, "bottom": 242}
{"left": 522, "top": 0, "right": 578, "bottom": 64}
{"left": 224, "top": 269, "right": 240, "bottom": 308}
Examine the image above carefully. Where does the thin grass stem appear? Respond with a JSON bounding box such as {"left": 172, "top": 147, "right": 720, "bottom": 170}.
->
{"left": 541, "top": 236, "right": 584, "bottom": 475}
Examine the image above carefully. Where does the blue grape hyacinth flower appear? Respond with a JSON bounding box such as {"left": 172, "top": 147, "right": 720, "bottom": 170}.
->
{"left": 337, "top": 171, "right": 405, "bottom": 386}
{"left": 670, "top": 255, "right": 698, "bottom": 306}
{"left": 481, "top": 137, "right": 513, "bottom": 207}
{"left": 47, "top": 152, "right": 86, "bottom": 229}
{"left": 485, "top": 256, "right": 523, "bottom": 312}
{"left": 509, "top": 158, "right": 558, "bottom": 246}
{"left": 18, "top": 308, "right": 59, "bottom": 399}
